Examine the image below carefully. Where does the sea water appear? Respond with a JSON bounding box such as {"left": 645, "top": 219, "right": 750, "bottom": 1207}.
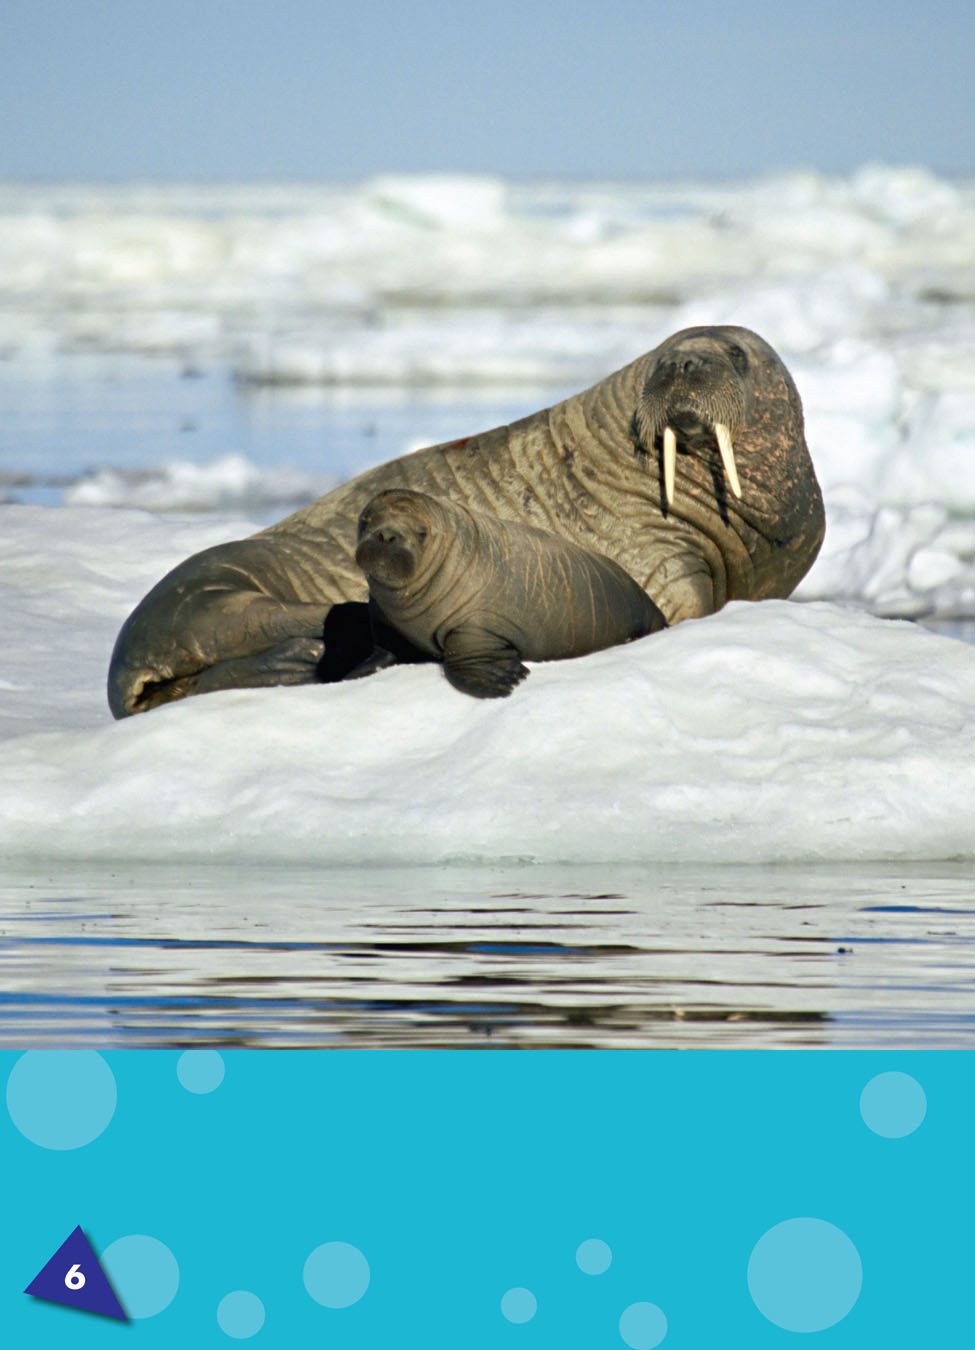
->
{"left": 1, "top": 169, "right": 974, "bottom": 1047}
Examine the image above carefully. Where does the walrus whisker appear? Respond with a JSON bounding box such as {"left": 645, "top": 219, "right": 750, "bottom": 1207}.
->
{"left": 662, "top": 426, "right": 677, "bottom": 507}
{"left": 714, "top": 422, "right": 742, "bottom": 499}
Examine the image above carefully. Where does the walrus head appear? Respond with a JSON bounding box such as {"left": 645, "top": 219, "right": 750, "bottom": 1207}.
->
{"left": 355, "top": 490, "right": 437, "bottom": 587}
{"left": 636, "top": 328, "right": 752, "bottom": 508}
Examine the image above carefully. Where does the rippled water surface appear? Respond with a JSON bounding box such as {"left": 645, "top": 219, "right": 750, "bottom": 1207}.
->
{"left": 2, "top": 861, "right": 974, "bottom": 1049}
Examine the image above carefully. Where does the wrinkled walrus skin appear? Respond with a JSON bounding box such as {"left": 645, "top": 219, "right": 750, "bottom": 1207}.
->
{"left": 108, "top": 325, "right": 825, "bottom": 716}
{"left": 345, "top": 489, "right": 668, "bottom": 697}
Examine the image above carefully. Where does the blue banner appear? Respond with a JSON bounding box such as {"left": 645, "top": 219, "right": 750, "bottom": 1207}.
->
{"left": 2, "top": 1051, "right": 968, "bottom": 1344}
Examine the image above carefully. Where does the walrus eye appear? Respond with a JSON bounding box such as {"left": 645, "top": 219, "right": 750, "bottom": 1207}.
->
{"left": 417, "top": 530, "right": 428, "bottom": 541}
{"left": 727, "top": 343, "right": 749, "bottom": 376}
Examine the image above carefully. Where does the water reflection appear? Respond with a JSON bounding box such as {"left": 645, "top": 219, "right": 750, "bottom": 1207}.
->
{"left": 0, "top": 861, "right": 973, "bottom": 1048}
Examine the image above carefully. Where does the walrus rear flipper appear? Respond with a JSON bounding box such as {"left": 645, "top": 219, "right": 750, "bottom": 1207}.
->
{"left": 194, "top": 638, "right": 328, "bottom": 695}
{"left": 442, "top": 627, "right": 529, "bottom": 699}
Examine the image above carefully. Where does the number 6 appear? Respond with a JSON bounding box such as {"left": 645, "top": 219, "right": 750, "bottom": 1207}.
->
{"left": 65, "top": 1263, "right": 86, "bottom": 1290}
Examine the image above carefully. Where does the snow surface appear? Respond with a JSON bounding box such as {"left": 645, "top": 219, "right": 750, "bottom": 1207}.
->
{"left": 1, "top": 504, "right": 973, "bottom": 865}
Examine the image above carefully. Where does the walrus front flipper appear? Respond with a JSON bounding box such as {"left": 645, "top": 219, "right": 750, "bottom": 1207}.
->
{"left": 442, "top": 627, "right": 529, "bottom": 699}
{"left": 345, "top": 647, "right": 399, "bottom": 681}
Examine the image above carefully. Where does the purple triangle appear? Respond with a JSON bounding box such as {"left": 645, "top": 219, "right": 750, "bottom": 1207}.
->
{"left": 25, "top": 1225, "right": 128, "bottom": 1321}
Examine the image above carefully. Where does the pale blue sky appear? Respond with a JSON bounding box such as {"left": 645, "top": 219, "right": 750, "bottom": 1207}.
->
{"left": 2, "top": 0, "right": 972, "bottom": 180}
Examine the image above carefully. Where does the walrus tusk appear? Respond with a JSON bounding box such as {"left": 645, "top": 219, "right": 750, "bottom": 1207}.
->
{"left": 715, "top": 422, "right": 742, "bottom": 499}
{"left": 663, "top": 425, "right": 677, "bottom": 507}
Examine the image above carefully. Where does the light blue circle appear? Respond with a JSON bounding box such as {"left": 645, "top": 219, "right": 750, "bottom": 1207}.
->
{"left": 101, "top": 1235, "right": 179, "bottom": 1320}
{"left": 501, "top": 1287, "right": 537, "bottom": 1324}
{"left": 576, "top": 1238, "right": 612, "bottom": 1275}
{"left": 860, "top": 1071, "right": 927, "bottom": 1138}
{"left": 748, "top": 1218, "right": 862, "bottom": 1332}
{"left": 217, "top": 1290, "right": 265, "bottom": 1339}
{"left": 177, "top": 1050, "right": 225, "bottom": 1095}
{"left": 303, "top": 1242, "right": 370, "bottom": 1308}
{"left": 6, "top": 1051, "right": 117, "bottom": 1150}
{"left": 619, "top": 1301, "right": 668, "bottom": 1348}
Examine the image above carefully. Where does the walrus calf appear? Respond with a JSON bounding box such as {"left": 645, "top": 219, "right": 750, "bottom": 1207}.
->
{"left": 108, "top": 325, "right": 824, "bottom": 717}
{"left": 340, "top": 489, "right": 667, "bottom": 697}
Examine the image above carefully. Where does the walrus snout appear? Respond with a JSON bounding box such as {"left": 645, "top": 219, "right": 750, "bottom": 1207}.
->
{"left": 638, "top": 334, "right": 751, "bottom": 508}
{"left": 643, "top": 341, "right": 748, "bottom": 425}
{"left": 370, "top": 526, "right": 403, "bottom": 547}
{"left": 655, "top": 350, "right": 715, "bottom": 382}
{"left": 355, "top": 530, "right": 418, "bottom": 585}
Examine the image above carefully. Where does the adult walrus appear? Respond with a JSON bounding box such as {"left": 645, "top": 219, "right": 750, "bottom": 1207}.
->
{"left": 339, "top": 489, "right": 667, "bottom": 696}
{"left": 107, "top": 325, "right": 825, "bottom": 717}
